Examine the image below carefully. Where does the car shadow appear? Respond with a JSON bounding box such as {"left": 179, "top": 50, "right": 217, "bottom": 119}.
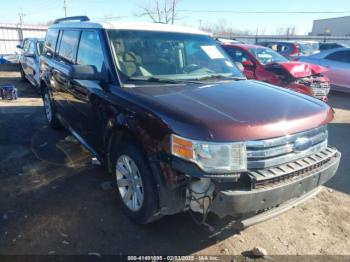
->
{"left": 0, "top": 129, "right": 238, "bottom": 256}
{"left": 328, "top": 91, "right": 350, "bottom": 111}
{"left": 326, "top": 123, "right": 350, "bottom": 196}
{"left": 0, "top": 104, "right": 238, "bottom": 255}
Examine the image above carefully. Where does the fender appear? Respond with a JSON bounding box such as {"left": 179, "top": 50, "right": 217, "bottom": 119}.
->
{"left": 103, "top": 108, "right": 185, "bottom": 215}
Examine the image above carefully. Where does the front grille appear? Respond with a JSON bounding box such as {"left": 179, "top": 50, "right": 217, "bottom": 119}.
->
{"left": 249, "top": 147, "right": 337, "bottom": 189}
{"left": 246, "top": 125, "right": 328, "bottom": 169}
{"left": 311, "top": 81, "right": 330, "bottom": 98}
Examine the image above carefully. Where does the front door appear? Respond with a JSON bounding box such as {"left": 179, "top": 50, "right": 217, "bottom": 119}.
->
{"left": 223, "top": 47, "right": 255, "bottom": 79}
{"left": 67, "top": 30, "right": 109, "bottom": 152}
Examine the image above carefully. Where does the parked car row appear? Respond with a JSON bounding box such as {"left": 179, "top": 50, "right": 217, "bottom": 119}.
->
{"left": 258, "top": 41, "right": 320, "bottom": 59}
{"left": 20, "top": 16, "right": 341, "bottom": 228}
{"left": 215, "top": 38, "right": 350, "bottom": 94}
{"left": 222, "top": 43, "right": 330, "bottom": 101}
{"left": 220, "top": 40, "right": 348, "bottom": 60}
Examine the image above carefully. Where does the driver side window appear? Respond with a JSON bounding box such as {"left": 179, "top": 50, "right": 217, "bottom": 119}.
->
{"left": 77, "top": 31, "right": 105, "bottom": 73}
{"left": 223, "top": 47, "right": 249, "bottom": 63}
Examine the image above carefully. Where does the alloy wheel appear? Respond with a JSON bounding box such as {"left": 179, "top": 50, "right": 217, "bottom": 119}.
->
{"left": 115, "top": 155, "right": 144, "bottom": 211}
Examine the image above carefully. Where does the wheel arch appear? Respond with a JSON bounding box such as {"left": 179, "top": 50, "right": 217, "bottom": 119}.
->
{"left": 105, "top": 122, "right": 147, "bottom": 174}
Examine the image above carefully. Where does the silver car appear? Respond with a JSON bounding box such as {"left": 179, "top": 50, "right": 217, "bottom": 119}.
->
{"left": 298, "top": 48, "right": 350, "bottom": 93}
{"left": 17, "top": 38, "right": 44, "bottom": 92}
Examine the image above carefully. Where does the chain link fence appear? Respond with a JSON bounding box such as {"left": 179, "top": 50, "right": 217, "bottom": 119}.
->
{"left": 0, "top": 24, "right": 47, "bottom": 62}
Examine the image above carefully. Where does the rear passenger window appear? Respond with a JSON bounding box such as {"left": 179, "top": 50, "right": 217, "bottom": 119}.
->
{"left": 43, "top": 29, "right": 59, "bottom": 58}
{"left": 77, "top": 31, "right": 104, "bottom": 73}
{"left": 326, "top": 51, "right": 350, "bottom": 63}
{"left": 57, "top": 30, "right": 80, "bottom": 64}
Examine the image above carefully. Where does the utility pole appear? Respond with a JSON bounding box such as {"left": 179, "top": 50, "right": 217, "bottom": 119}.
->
{"left": 63, "top": 0, "right": 67, "bottom": 17}
{"left": 18, "top": 9, "right": 26, "bottom": 26}
{"left": 171, "top": 0, "right": 175, "bottom": 25}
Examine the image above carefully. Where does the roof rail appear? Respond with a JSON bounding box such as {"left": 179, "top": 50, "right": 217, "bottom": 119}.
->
{"left": 53, "top": 16, "right": 90, "bottom": 24}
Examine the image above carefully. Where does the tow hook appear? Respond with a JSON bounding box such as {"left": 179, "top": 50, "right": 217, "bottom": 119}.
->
{"left": 186, "top": 178, "right": 215, "bottom": 231}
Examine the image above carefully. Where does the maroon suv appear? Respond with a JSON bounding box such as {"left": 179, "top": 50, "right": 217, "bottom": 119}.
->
{"left": 40, "top": 17, "right": 341, "bottom": 228}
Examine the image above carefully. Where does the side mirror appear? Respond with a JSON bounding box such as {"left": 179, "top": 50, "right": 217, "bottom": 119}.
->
{"left": 70, "top": 65, "right": 107, "bottom": 81}
{"left": 23, "top": 52, "right": 36, "bottom": 58}
{"left": 16, "top": 44, "right": 23, "bottom": 49}
{"left": 242, "top": 60, "right": 255, "bottom": 69}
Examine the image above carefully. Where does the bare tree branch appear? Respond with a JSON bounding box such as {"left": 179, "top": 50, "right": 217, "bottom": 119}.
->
{"left": 139, "top": 0, "right": 180, "bottom": 24}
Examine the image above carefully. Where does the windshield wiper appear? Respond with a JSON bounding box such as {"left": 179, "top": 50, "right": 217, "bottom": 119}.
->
{"left": 193, "top": 75, "right": 246, "bottom": 81}
{"left": 126, "top": 76, "right": 185, "bottom": 84}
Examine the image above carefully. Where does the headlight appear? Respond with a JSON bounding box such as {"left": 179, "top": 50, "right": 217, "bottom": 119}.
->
{"left": 171, "top": 134, "right": 247, "bottom": 173}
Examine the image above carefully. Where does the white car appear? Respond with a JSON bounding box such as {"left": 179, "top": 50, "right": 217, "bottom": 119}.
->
{"left": 298, "top": 48, "right": 350, "bottom": 93}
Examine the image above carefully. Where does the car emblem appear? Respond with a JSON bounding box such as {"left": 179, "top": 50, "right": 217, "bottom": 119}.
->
{"left": 294, "top": 137, "right": 312, "bottom": 152}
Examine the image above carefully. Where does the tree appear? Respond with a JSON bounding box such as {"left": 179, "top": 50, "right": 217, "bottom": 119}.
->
{"left": 139, "top": 0, "right": 180, "bottom": 24}
{"left": 199, "top": 19, "right": 254, "bottom": 37}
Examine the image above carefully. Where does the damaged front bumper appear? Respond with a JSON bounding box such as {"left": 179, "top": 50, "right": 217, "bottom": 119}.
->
{"left": 210, "top": 150, "right": 341, "bottom": 224}
{"left": 288, "top": 76, "right": 330, "bottom": 101}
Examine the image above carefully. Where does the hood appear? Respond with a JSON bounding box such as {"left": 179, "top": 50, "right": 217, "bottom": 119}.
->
{"left": 128, "top": 80, "right": 333, "bottom": 142}
{"left": 265, "top": 61, "right": 328, "bottom": 78}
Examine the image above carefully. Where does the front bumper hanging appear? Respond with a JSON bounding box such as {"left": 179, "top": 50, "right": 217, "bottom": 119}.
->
{"left": 210, "top": 149, "right": 341, "bottom": 222}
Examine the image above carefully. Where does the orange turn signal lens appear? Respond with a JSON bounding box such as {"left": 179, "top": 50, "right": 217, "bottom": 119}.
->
{"left": 171, "top": 135, "right": 193, "bottom": 159}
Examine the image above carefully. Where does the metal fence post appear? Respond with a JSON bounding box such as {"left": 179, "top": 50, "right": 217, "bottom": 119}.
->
{"left": 18, "top": 25, "right": 23, "bottom": 43}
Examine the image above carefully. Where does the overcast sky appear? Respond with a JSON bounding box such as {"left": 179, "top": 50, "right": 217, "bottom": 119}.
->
{"left": 1, "top": 0, "right": 350, "bottom": 34}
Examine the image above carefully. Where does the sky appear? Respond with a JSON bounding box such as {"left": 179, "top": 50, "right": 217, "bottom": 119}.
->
{"left": 1, "top": 0, "right": 350, "bottom": 35}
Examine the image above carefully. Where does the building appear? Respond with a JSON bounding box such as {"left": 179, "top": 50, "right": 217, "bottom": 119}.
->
{"left": 311, "top": 16, "right": 350, "bottom": 36}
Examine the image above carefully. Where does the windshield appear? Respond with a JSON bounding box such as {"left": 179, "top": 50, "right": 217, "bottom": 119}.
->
{"left": 107, "top": 30, "right": 243, "bottom": 84}
{"left": 249, "top": 47, "right": 288, "bottom": 65}
{"left": 298, "top": 42, "right": 319, "bottom": 55}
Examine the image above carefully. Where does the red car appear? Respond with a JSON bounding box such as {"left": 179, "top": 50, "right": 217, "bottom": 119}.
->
{"left": 222, "top": 44, "right": 330, "bottom": 101}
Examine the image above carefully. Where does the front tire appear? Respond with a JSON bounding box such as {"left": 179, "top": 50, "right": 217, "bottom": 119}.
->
{"left": 42, "top": 87, "right": 61, "bottom": 129}
{"left": 20, "top": 65, "right": 26, "bottom": 81}
{"left": 112, "top": 142, "right": 160, "bottom": 224}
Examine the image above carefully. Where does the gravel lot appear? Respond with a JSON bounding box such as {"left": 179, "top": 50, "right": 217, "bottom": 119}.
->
{"left": 0, "top": 70, "right": 349, "bottom": 256}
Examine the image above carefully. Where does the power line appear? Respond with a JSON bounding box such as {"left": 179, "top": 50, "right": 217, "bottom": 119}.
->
{"left": 178, "top": 9, "right": 350, "bottom": 14}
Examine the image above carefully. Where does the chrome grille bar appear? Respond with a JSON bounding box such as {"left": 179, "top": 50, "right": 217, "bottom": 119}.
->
{"left": 248, "top": 140, "right": 328, "bottom": 169}
{"left": 246, "top": 125, "right": 327, "bottom": 149}
{"left": 249, "top": 147, "right": 337, "bottom": 183}
{"left": 311, "top": 82, "right": 330, "bottom": 98}
{"left": 246, "top": 126, "right": 328, "bottom": 169}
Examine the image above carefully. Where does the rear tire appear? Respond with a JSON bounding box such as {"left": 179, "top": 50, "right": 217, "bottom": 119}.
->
{"left": 42, "top": 87, "right": 62, "bottom": 129}
{"left": 111, "top": 142, "right": 160, "bottom": 224}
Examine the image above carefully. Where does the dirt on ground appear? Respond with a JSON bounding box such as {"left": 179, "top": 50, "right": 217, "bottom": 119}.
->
{"left": 0, "top": 71, "right": 349, "bottom": 256}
